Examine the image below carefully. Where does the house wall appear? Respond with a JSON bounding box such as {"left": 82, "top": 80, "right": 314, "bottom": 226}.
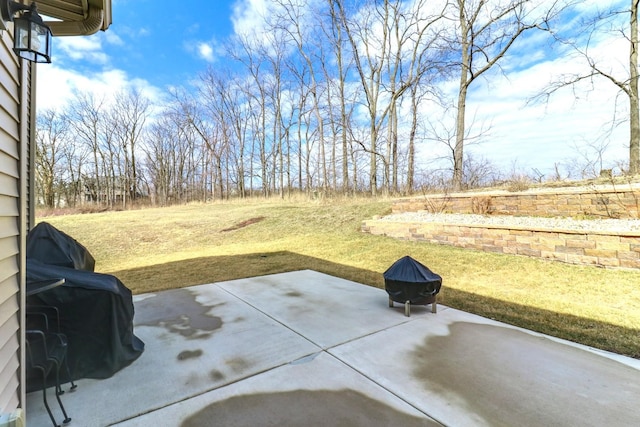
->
{"left": 0, "top": 28, "right": 28, "bottom": 415}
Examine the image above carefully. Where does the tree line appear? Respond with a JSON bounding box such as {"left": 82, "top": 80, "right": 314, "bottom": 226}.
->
{"left": 35, "top": 0, "right": 639, "bottom": 208}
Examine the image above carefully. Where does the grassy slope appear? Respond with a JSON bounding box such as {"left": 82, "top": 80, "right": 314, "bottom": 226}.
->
{"left": 38, "top": 198, "right": 640, "bottom": 358}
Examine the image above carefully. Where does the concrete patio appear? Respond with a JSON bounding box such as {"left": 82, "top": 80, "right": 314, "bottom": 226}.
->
{"left": 26, "top": 270, "right": 640, "bottom": 426}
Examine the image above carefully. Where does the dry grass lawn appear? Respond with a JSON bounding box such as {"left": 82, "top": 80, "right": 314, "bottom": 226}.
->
{"left": 37, "top": 197, "right": 640, "bottom": 358}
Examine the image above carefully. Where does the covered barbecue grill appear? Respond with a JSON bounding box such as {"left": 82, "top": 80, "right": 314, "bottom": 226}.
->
{"left": 26, "top": 223, "right": 144, "bottom": 382}
{"left": 384, "top": 256, "right": 442, "bottom": 316}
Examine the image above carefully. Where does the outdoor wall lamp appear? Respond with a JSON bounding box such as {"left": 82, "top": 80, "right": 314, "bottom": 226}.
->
{"left": 1, "top": 1, "right": 52, "bottom": 63}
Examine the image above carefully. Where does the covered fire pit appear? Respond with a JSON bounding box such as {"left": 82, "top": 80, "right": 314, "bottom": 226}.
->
{"left": 384, "top": 256, "right": 442, "bottom": 316}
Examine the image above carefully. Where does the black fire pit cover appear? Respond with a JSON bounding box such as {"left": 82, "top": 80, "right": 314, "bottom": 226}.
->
{"left": 384, "top": 256, "right": 442, "bottom": 305}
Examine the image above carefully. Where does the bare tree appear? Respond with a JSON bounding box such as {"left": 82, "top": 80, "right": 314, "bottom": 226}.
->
{"left": 323, "top": 0, "right": 356, "bottom": 193}
{"left": 538, "top": 1, "right": 639, "bottom": 175}
{"left": 35, "top": 109, "right": 68, "bottom": 207}
{"left": 110, "top": 88, "right": 150, "bottom": 207}
{"left": 229, "top": 33, "right": 273, "bottom": 196}
{"left": 65, "top": 92, "right": 107, "bottom": 205}
{"left": 448, "top": 0, "right": 562, "bottom": 190}
{"left": 275, "top": 0, "right": 332, "bottom": 191}
{"left": 335, "top": 0, "right": 446, "bottom": 195}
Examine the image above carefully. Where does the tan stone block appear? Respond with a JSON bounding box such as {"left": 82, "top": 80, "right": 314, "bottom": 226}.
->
{"left": 594, "top": 240, "right": 626, "bottom": 251}
{"left": 588, "top": 234, "right": 620, "bottom": 243}
{"left": 536, "top": 231, "right": 560, "bottom": 239}
{"left": 531, "top": 242, "right": 554, "bottom": 252}
{"left": 415, "top": 225, "right": 435, "bottom": 234}
{"left": 567, "top": 203, "right": 591, "bottom": 215}
{"left": 617, "top": 251, "right": 639, "bottom": 261}
{"left": 517, "top": 247, "right": 541, "bottom": 257}
{"left": 502, "top": 233, "right": 517, "bottom": 242}
{"left": 566, "top": 254, "right": 598, "bottom": 265}
{"left": 515, "top": 235, "right": 534, "bottom": 245}
{"left": 477, "top": 238, "right": 496, "bottom": 246}
{"left": 490, "top": 240, "right": 504, "bottom": 248}
{"left": 620, "top": 258, "right": 640, "bottom": 269}
{"left": 414, "top": 228, "right": 432, "bottom": 237}
{"left": 510, "top": 230, "right": 533, "bottom": 236}
{"left": 470, "top": 231, "right": 488, "bottom": 238}
{"left": 480, "top": 229, "right": 503, "bottom": 238}
{"left": 565, "top": 233, "right": 588, "bottom": 240}
{"left": 621, "top": 236, "right": 640, "bottom": 245}
{"left": 554, "top": 246, "right": 584, "bottom": 255}
{"left": 584, "top": 248, "right": 618, "bottom": 258}
{"left": 566, "top": 239, "right": 596, "bottom": 249}
{"left": 458, "top": 237, "right": 476, "bottom": 246}
{"left": 542, "top": 251, "right": 567, "bottom": 261}
{"left": 598, "top": 257, "right": 620, "bottom": 267}
{"left": 539, "top": 237, "right": 566, "bottom": 248}
{"left": 482, "top": 244, "right": 504, "bottom": 253}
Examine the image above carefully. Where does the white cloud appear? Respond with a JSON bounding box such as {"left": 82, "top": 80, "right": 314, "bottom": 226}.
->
{"left": 197, "top": 42, "right": 214, "bottom": 62}
{"left": 55, "top": 36, "right": 109, "bottom": 64}
{"left": 104, "top": 30, "right": 125, "bottom": 46}
{"left": 36, "top": 66, "right": 165, "bottom": 113}
{"left": 231, "top": 0, "right": 268, "bottom": 38}
{"left": 183, "top": 38, "right": 224, "bottom": 63}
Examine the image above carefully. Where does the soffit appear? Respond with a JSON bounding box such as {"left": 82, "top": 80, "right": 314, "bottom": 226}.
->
{"left": 36, "top": 0, "right": 112, "bottom": 36}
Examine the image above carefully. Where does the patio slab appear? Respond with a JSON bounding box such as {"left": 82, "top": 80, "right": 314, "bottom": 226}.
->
{"left": 215, "top": 270, "right": 415, "bottom": 348}
{"left": 331, "top": 308, "right": 640, "bottom": 426}
{"left": 113, "top": 351, "right": 439, "bottom": 427}
{"left": 26, "top": 270, "right": 640, "bottom": 426}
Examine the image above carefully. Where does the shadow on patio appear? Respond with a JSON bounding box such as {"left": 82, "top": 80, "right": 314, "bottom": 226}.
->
{"left": 112, "top": 251, "right": 640, "bottom": 358}
{"left": 26, "top": 268, "right": 640, "bottom": 426}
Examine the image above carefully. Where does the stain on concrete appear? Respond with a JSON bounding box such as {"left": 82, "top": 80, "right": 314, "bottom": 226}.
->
{"left": 411, "top": 322, "right": 640, "bottom": 426}
{"left": 285, "top": 291, "right": 302, "bottom": 298}
{"left": 135, "top": 288, "right": 223, "bottom": 339}
{"left": 225, "top": 357, "right": 250, "bottom": 373}
{"left": 177, "top": 349, "right": 203, "bottom": 361}
{"left": 209, "top": 370, "right": 225, "bottom": 382}
{"left": 181, "top": 389, "right": 438, "bottom": 427}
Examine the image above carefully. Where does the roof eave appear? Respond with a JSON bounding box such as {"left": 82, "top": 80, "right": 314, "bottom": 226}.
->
{"left": 38, "top": 0, "right": 112, "bottom": 36}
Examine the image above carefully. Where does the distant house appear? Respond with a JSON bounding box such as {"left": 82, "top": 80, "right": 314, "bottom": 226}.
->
{"left": 0, "top": 0, "right": 112, "bottom": 421}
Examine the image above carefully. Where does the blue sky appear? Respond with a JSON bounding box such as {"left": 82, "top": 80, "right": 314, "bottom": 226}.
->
{"left": 37, "top": 0, "right": 631, "bottom": 179}
{"left": 109, "top": 0, "right": 236, "bottom": 87}
{"left": 47, "top": 0, "right": 237, "bottom": 88}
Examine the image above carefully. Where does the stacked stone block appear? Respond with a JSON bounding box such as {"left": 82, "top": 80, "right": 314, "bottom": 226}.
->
{"left": 362, "top": 219, "right": 640, "bottom": 269}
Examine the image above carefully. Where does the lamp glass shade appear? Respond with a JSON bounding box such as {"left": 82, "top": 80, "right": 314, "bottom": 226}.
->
{"left": 13, "top": 12, "right": 51, "bottom": 63}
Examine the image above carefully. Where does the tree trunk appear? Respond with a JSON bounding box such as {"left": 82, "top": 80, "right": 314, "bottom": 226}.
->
{"left": 630, "top": 0, "right": 639, "bottom": 174}
{"left": 454, "top": 82, "right": 467, "bottom": 190}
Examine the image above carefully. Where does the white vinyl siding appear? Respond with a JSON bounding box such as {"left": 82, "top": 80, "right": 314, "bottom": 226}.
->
{"left": 0, "top": 25, "right": 24, "bottom": 415}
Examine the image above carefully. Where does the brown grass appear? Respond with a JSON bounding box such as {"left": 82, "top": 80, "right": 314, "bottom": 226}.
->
{"left": 37, "top": 197, "right": 640, "bottom": 358}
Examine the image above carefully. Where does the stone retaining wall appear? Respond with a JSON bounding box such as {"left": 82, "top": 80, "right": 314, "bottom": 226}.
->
{"left": 362, "top": 219, "right": 640, "bottom": 269}
{"left": 394, "top": 186, "right": 640, "bottom": 219}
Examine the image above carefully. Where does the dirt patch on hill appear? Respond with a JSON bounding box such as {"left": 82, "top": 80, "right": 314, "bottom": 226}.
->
{"left": 221, "top": 216, "right": 266, "bottom": 232}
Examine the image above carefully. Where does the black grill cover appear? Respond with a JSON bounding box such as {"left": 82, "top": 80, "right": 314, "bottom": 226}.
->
{"left": 27, "top": 222, "right": 95, "bottom": 271}
{"left": 384, "top": 256, "right": 442, "bottom": 305}
{"left": 26, "top": 258, "right": 144, "bottom": 383}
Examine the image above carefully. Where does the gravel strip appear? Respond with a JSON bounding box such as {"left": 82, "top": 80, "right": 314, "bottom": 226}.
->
{"left": 377, "top": 212, "right": 640, "bottom": 233}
